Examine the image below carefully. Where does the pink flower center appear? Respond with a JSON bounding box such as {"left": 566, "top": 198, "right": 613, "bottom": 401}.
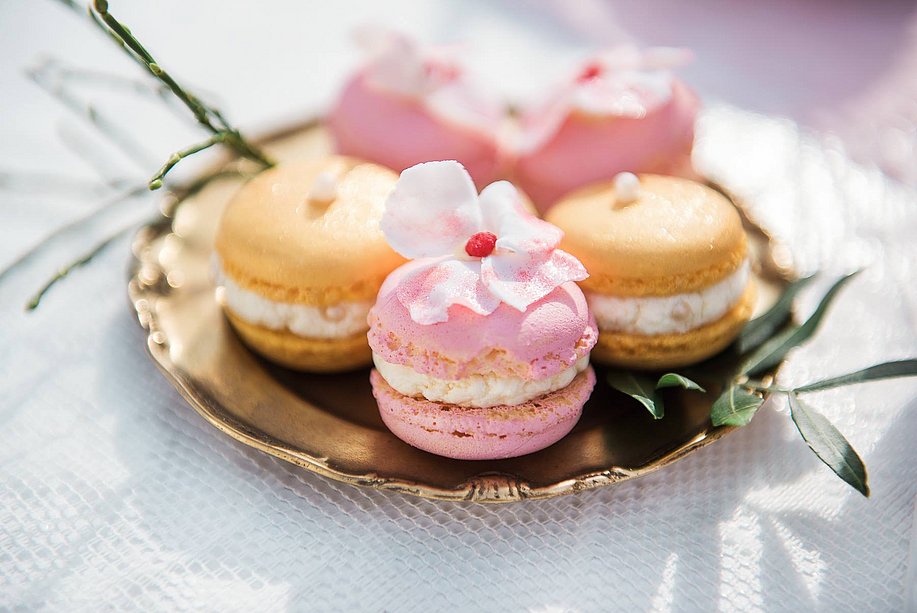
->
{"left": 464, "top": 232, "right": 497, "bottom": 258}
{"left": 577, "top": 62, "right": 603, "bottom": 83}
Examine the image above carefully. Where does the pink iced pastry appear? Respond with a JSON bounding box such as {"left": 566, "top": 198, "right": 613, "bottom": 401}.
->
{"left": 368, "top": 160, "right": 597, "bottom": 460}
{"left": 371, "top": 368, "right": 596, "bottom": 461}
{"left": 328, "top": 28, "right": 505, "bottom": 188}
{"left": 513, "top": 47, "right": 700, "bottom": 212}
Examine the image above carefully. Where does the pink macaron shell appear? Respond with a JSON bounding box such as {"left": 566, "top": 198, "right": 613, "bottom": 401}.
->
{"left": 367, "top": 263, "right": 598, "bottom": 381}
{"left": 515, "top": 80, "right": 700, "bottom": 212}
{"left": 328, "top": 73, "right": 504, "bottom": 188}
{"left": 371, "top": 366, "right": 595, "bottom": 460}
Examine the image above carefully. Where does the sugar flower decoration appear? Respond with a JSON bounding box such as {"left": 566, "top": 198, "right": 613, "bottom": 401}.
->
{"left": 354, "top": 26, "right": 502, "bottom": 132}
{"left": 382, "top": 161, "right": 588, "bottom": 325}
{"left": 518, "top": 46, "right": 693, "bottom": 153}
{"left": 356, "top": 26, "right": 459, "bottom": 96}
{"left": 569, "top": 46, "right": 693, "bottom": 118}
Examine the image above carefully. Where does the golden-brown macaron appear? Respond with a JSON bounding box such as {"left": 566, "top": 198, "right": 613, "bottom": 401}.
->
{"left": 546, "top": 172, "right": 755, "bottom": 369}
{"left": 213, "top": 156, "right": 404, "bottom": 371}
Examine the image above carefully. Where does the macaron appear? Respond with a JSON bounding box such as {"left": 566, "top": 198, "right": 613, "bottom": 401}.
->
{"left": 367, "top": 160, "right": 596, "bottom": 460}
{"left": 369, "top": 272, "right": 597, "bottom": 460}
{"left": 213, "top": 156, "right": 403, "bottom": 372}
{"left": 328, "top": 27, "right": 504, "bottom": 188}
{"left": 513, "top": 47, "right": 699, "bottom": 212}
{"left": 546, "top": 173, "right": 755, "bottom": 369}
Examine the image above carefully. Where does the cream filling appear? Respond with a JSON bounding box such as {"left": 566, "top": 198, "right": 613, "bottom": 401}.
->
{"left": 214, "top": 264, "right": 372, "bottom": 339}
{"left": 589, "top": 260, "right": 750, "bottom": 336}
{"left": 373, "top": 353, "right": 589, "bottom": 409}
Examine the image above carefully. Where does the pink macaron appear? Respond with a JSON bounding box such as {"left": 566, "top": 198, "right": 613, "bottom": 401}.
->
{"left": 369, "top": 272, "right": 597, "bottom": 460}
{"left": 371, "top": 367, "right": 596, "bottom": 461}
{"left": 513, "top": 47, "right": 700, "bottom": 212}
{"left": 328, "top": 28, "right": 504, "bottom": 188}
{"left": 368, "top": 160, "right": 597, "bottom": 460}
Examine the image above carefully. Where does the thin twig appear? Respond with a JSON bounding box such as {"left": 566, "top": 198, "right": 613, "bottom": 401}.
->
{"left": 159, "top": 168, "right": 253, "bottom": 217}
{"left": 0, "top": 169, "right": 118, "bottom": 198}
{"left": 28, "top": 63, "right": 158, "bottom": 170}
{"left": 17, "top": 169, "right": 251, "bottom": 308}
{"left": 148, "top": 133, "right": 226, "bottom": 190}
{"left": 56, "top": 122, "right": 140, "bottom": 188}
{"left": 85, "top": 0, "right": 274, "bottom": 170}
{"left": 0, "top": 184, "right": 148, "bottom": 286}
{"left": 50, "top": 0, "right": 274, "bottom": 183}
{"left": 37, "top": 56, "right": 221, "bottom": 124}
{"left": 35, "top": 56, "right": 168, "bottom": 98}
{"left": 16, "top": 0, "right": 275, "bottom": 311}
{"left": 26, "top": 223, "right": 137, "bottom": 310}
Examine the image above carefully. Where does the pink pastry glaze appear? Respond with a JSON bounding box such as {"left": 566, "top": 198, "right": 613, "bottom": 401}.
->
{"left": 514, "top": 80, "right": 700, "bottom": 212}
{"left": 371, "top": 367, "right": 595, "bottom": 460}
{"left": 367, "top": 262, "right": 597, "bottom": 381}
{"left": 328, "top": 74, "right": 504, "bottom": 188}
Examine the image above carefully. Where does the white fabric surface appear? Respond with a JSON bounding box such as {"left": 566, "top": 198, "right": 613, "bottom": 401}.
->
{"left": 2, "top": 2, "right": 917, "bottom": 611}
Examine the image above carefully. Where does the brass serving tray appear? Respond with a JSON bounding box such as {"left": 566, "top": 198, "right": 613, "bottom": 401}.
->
{"left": 128, "top": 121, "right": 786, "bottom": 503}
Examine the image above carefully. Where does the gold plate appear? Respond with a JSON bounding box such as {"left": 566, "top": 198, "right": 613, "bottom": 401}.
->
{"left": 128, "top": 121, "right": 786, "bottom": 503}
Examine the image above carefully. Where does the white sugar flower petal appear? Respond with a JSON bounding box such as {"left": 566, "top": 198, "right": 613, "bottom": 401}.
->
{"left": 383, "top": 162, "right": 589, "bottom": 324}
{"left": 396, "top": 257, "right": 500, "bottom": 324}
{"left": 354, "top": 26, "right": 413, "bottom": 59}
{"left": 516, "top": 46, "right": 691, "bottom": 152}
{"left": 479, "top": 181, "right": 562, "bottom": 253}
{"left": 426, "top": 79, "right": 504, "bottom": 133}
{"left": 355, "top": 27, "right": 428, "bottom": 96}
{"left": 480, "top": 249, "right": 588, "bottom": 312}
{"left": 382, "top": 161, "right": 483, "bottom": 259}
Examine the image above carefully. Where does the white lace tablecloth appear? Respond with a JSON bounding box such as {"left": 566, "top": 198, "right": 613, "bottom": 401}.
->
{"left": 2, "top": 2, "right": 916, "bottom": 611}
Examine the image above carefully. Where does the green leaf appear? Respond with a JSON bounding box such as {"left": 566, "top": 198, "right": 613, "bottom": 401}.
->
{"left": 656, "top": 373, "right": 705, "bottom": 393}
{"left": 741, "top": 271, "right": 861, "bottom": 377}
{"left": 710, "top": 386, "right": 763, "bottom": 427}
{"left": 795, "top": 359, "right": 917, "bottom": 393}
{"left": 607, "top": 372, "right": 663, "bottom": 419}
{"left": 740, "top": 325, "right": 798, "bottom": 376}
{"left": 737, "top": 275, "right": 815, "bottom": 353}
{"left": 787, "top": 393, "right": 870, "bottom": 497}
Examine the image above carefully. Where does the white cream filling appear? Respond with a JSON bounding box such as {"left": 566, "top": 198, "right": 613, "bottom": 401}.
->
{"left": 373, "top": 353, "right": 589, "bottom": 409}
{"left": 214, "top": 263, "right": 371, "bottom": 339}
{"left": 589, "top": 260, "right": 750, "bottom": 336}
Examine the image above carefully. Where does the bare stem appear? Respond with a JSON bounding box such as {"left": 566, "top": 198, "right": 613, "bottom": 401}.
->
{"left": 0, "top": 184, "right": 148, "bottom": 286}
{"left": 56, "top": 122, "right": 139, "bottom": 188}
{"left": 18, "top": 0, "right": 276, "bottom": 310}
{"left": 26, "top": 223, "right": 137, "bottom": 310}
{"left": 38, "top": 56, "right": 220, "bottom": 125}
{"left": 159, "top": 168, "right": 253, "bottom": 217}
{"left": 148, "top": 133, "right": 226, "bottom": 190}
{"left": 0, "top": 169, "right": 118, "bottom": 197}
{"left": 18, "top": 169, "right": 251, "bottom": 309}
{"left": 35, "top": 56, "right": 167, "bottom": 98}
{"left": 85, "top": 0, "right": 274, "bottom": 170}
{"left": 28, "top": 63, "right": 158, "bottom": 169}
